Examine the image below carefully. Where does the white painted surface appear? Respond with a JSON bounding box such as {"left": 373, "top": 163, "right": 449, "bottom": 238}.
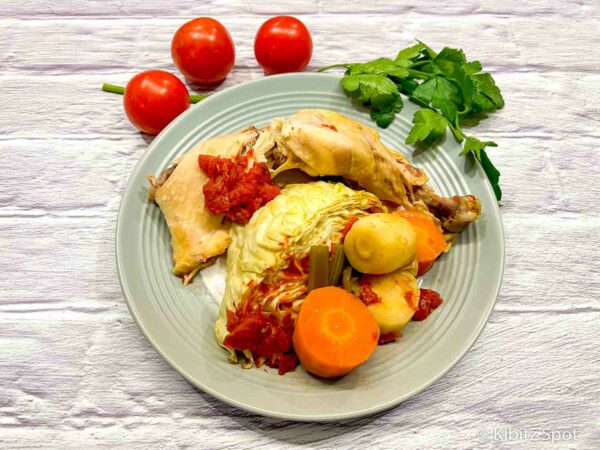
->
{"left": 1, "top": 1, "right": 599, "bottom": 448}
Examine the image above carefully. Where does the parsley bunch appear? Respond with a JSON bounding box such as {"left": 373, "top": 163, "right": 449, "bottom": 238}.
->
{"left": 319, "top": 41, "right": 504, "bottom": 200}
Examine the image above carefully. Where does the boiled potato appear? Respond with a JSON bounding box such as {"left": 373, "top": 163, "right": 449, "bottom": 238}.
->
{"left": 343, "top": 213, "right": 416, "bottom": 274}
{"left": 363, "top": 269, "right": 419, "bottom": 335}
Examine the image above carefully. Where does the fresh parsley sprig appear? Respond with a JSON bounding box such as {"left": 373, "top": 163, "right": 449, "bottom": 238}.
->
{"left": 319, "top": 41, "right": 504, "bottom": 200}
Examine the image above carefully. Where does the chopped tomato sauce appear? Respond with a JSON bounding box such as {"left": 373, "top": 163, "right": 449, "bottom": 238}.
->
{"left": 268, "top": 353, "right": 298, "bottom": 375}
{"left": 321, "top": 123, "right": 337, "bottom": 131}
{"left": 224, "top": 307, "right": 297, "bottom": 374}
{"left": 412, "top": 288, "right": 443, "bottom": 321}
{"left": 223, "top": 257, "right": 309, "bottom": 375}
{"left": 198, "top": 151, "right": 280, "bottom": 224}
{"left": 358, "top": 277, "right": 381, "bottom": 305}
{"left": 341, "top": 216, "right": 359, "bottom": 242}
{"left": 378, "top": 332, "right": 401, "bottom": 345}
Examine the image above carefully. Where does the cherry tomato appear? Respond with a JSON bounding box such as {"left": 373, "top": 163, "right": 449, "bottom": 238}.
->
{"left": 254, "top": 16, "right": 313, "bottom": 75}
{"left": 123, "top": 70, "right": 190, "bottom": 135}
{"left": 171, "top": 18, "right": 235, "bottom": 86}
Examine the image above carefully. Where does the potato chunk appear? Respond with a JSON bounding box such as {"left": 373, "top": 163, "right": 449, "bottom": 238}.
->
{"left": 343, "top": 213, "right": 416, "bottom": 274}
{"left": 363, "top": 269, "right": 419, "bottom": 335}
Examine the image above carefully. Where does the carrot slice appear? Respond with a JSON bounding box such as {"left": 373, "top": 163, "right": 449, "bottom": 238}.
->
{"left": 395, "top": 210, "right": 446, "bottom": 276}
{"left": 292, "top": 286, "right": 380, "bottom": 378}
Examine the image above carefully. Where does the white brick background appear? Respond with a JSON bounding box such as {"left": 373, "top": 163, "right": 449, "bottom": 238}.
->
{"left": 1, "top": 1, "right": 599, "bottom": 448}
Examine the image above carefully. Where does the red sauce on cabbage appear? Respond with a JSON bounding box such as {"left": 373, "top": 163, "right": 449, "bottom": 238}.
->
{"left": 223, "top": 257, "right": 309, "bottom": 375}
{"left": 341, "top": 216, "right": 359, "bottom": 242}
{"left": 198, "top": 151, "right": 280, "bottom": 224}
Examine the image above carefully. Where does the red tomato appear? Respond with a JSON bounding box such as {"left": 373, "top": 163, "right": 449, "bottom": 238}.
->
{"left": 171, "top": 18, "right": 235, "bottom": 85}
{"left": 123, "top": 70, "right": 190, "bottom": 135}
{"left": 254, "top": 16, "right": 313, "bottom": 75}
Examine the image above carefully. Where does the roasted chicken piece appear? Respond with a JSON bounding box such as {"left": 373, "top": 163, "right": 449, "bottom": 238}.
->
{"left": 148, "top": 127, "right": 275, "bottom": 282}
{"left": 149, "top": 109, "right": 480, "bottom": 282}
{"left": 271, "top": 109, "right": 481, "bottom": 233}
{"left": 270, "top": 110, "right": 428, "bottom": 208}
{"left": 414, "top": 185, "right": 481, "bottom": 233}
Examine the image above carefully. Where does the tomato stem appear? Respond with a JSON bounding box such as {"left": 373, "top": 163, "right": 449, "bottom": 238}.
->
{"left": 102, "top": 83, "right": 125, "bottom": 95}
{"left": 189, "top": 94, "right": 209, "bottom": 104}
{"left": 101, "top": 83, "right": 208, "bottom": 104}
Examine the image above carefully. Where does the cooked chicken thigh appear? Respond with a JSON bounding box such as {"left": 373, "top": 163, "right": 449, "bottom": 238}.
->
{"left": 149, "top": 109, "right": 480, "bottom": 281}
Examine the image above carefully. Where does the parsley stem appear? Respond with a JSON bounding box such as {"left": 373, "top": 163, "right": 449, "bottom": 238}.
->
{"left": 407, "top": 69, "right": 433, "bottom": 79}
{"left": 455, "top": 116, "right": 461, "bottom": 133}
{"left": 409, "top": 60, "right": 430, "bottom": 69}
{"left": 101, "top": 83, "right": 207, "bottom": 104}
{"left": 449, "top": 118, "right": 465, "bottom": 142}
{"left": 317, "top": 64, "right": 350, "bottom": 72}
{"left": 457, "top": 106, "right": 470, "bottom": 116}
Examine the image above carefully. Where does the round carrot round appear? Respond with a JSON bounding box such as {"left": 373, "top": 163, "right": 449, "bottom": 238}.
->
{"left": 292, "top": 286, "right": 380, "bottom": 378}
{"left": 395, "top": 210, "right": 446, "bottom": 276}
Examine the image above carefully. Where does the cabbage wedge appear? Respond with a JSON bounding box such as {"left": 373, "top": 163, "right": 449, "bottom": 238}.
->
{"left": 215, "top": 181, "right": 384, "bottom": 367}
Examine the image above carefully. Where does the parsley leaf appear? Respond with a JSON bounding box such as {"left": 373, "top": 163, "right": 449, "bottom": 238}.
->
{"left": 433, "top": 47, "right": 467, "bottom": 77}
{"left": 433, "top": 48, "right": 482, "bottom": 78}
{"left": 405, "top": 109, "right": 448, "bottom": 145}
{"left": 452, "top": 65, "right": 474, "bottom": 109}
{"left": 459, "top": 136, "right": 498, "bottom": 159}
{"left": 370, "top": 100, "right": 403, "bottom": 128}
{"left": 417, "top": 40, "right": 437, "bottom": 59}
{"left": 480, "top": 149, "right": 502, "bottom": 200}
{"left": 463, "top": 60, "right": 482, "bottom": 74}
{"left": 341, "top": 74, "right": 403, "bottom": 127}
{"left": 412, "top": 77, "right": 462, "bottom": 121}
{"left": 471, "top": 73, "right": 505, "bottom": 112}
{"left": 346, "top": 58, "right": 409, "bottom": 79}
{"left": 460, "top": 137, "right": 501, "bottom": 200}
{"left": 395, "top": 42, "right": 425, "bottom": 62}
{"left": 396, "top": 77, "right": 420, "bottom": 96}
{"left": 320, "top": 40, "right": 505, "bottom": 200}
{"left": 340, "top": 74, "right": 399, "bottom": 109}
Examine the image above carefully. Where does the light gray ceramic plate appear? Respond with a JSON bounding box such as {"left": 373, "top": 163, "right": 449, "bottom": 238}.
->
{"left": 116, "top": 73, "right": 504, "bottom": 422}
